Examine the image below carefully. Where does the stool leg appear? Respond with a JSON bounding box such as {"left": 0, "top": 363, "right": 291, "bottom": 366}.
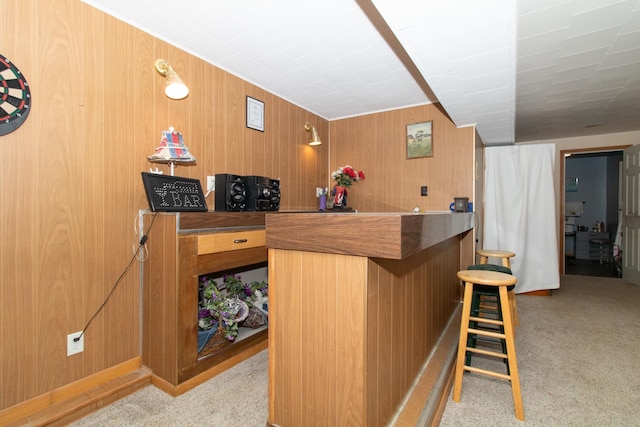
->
{"left": 499, "top": 286, "right": 524, "bottom": 421}
{"left": 480, "top": 256, "right": 488, "bottom": 265}
{"left": 466, "top": 290, "right": 482, "bottom": 365}
{"left": 509, "top": 290, "right": 519, "bottom": 328}
{"left": 453, "top": 282, "right": 474, "bottom": 403}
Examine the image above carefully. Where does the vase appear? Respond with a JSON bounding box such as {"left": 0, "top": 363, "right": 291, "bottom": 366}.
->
{"left": 332, "top": 185, "right": 348, "bottom": 209}
{"left": 319, "top": 194, "right": 327, "bottom": 211}
{"left": 197, "top": 320, "right": 218, "bottom": 352}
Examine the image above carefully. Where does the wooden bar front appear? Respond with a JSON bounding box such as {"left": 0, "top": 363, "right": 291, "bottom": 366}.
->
{"left": 266, "top": 212, "right": 473, "bottom": 426}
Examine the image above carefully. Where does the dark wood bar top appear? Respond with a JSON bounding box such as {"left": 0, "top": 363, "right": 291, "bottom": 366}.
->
{"left": 147, "top": 211, "right": 267, "bottom": 232}
{"left": 266, "top": 211, "right": 474, "bottom": 259}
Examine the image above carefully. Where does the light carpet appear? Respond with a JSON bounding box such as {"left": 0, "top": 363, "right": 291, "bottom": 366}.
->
{"left": 439, "top": 274, "right": 640, "bottom": 426}
{"left": 71, "top": 274, "right": 640, "bottom": 426}
{"left": 70, "top": 350, "right": 268, "bottom": 426}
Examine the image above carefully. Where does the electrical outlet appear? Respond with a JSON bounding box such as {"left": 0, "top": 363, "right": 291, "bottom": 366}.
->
{"left": 206, "top": 176, "right": 216, "bottom": 191}
{"left": 316, "top": 187, "right": 323, "bottom": 197}
{"left": 421, "top": 186, "right": 428, "bottom": 196}
{"left": 67, "top": 331, "right": 84, "bottom": 356}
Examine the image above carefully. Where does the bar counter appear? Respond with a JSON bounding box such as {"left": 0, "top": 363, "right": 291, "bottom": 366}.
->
{"left": 266, "top": 211, "right": 473, "bottom": 426}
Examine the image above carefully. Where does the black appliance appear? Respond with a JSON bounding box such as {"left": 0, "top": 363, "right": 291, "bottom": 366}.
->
{"left": 214, "top": 174, "right": 247, "bottom": 211}
{"left": 245, "top": 175, "right": 280, "bottom": 211}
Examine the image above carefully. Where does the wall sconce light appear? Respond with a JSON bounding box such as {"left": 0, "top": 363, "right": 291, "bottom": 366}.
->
{"left": 155, "top": 59, "right": 189, "bottom": 100}
{"left": 305, "top": 122, "right": 322, "bottom": 146}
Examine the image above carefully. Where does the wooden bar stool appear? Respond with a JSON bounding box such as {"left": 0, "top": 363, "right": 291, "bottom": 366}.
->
{"left": 477, "top": 249, "right": 515, "bottom": 268}
{"left": 465, "top": 264, "right": 513, "bottom": 366}
{"left": 477, "top": 249, "right": 519, "bottom": 327}
{"left": 454, "top": 269, "right": 524, "bottom": 421}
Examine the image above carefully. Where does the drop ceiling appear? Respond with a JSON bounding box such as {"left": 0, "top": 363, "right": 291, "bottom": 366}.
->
{"left": 82, "top": 0, "right": 640, "bottom": 145}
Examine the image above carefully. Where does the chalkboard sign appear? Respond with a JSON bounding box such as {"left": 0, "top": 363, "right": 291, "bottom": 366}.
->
{"left": 141, "top": 172, "right": 208, "bottom": 212}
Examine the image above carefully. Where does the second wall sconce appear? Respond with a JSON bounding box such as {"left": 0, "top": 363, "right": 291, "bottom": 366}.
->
{"left": 155, "top": 59, "right": 189, "bottom": 100}
{"left": 305, "top": 122, "right": 322, "bottom": 146}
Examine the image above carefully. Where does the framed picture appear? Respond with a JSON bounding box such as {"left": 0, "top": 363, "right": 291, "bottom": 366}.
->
{"left": 565, "top": 177, "right": 578, "bottom": 192}
{"left": 406, "top": 121, "right": 433, "bottom": 159}
{"left": 246, "top": 96, "right": 264, "bottom": 132}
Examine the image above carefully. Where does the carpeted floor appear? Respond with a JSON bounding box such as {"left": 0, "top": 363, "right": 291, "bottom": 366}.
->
{"left": 439, "top": 274, "right": 640, "bottom": 426}
{"left": 70, "top": 350, "right": 269, "bottom": 427}
{"left": 71, "top": 274, "right": 640, "bottom": 426}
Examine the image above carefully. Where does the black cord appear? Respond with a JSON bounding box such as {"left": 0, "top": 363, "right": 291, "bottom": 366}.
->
{"left": 74, "top": 212, "right": 158, "bottom": 342}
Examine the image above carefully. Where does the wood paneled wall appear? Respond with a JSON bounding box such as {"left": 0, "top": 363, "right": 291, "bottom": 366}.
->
{"left": 0, "top": 0, "right": 327, "bottom": 411}
{"left": 329, "top": 105, "right": 475, "bottom": 213}
{"left": 268, "top": 237, "right": 461, "bottom": 426}
{"left": 0, "top": 0, "right": 476, "bottom": 413}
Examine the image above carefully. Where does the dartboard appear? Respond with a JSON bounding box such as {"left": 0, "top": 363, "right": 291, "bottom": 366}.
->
{"left": 0, "top": 54, "right": 31, "bottom": 136}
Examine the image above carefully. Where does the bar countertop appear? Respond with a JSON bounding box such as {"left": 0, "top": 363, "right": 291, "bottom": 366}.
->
{"left": 266, "top": 211, "right": 474, "bottom": 259}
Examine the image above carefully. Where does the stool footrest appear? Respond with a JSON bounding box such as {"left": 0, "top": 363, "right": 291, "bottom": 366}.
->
{"left": 468, "top": 327, "right": 505, "bottom": 340}
{"left": 469, "top": 316, "right": 504, "bottom": 327}
{"left": 466, "top": 346, "right": 507, "bottom": 359}
{"left": 464, "top": 365, "right": 511, "bottom": 381}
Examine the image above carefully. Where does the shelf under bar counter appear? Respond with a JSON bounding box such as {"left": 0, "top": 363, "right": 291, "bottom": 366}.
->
{"left": 265, "top": 211, "right": 474, "bottom": 427}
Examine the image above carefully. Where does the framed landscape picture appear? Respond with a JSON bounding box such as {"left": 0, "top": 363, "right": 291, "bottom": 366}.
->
{"left": 406, "top": 121, "right": 433, "bottom": 159}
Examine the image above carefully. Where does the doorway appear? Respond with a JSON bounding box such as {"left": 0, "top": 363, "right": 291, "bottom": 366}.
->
{"left": 561, "top": 148, "right": 625, "bottom": 278}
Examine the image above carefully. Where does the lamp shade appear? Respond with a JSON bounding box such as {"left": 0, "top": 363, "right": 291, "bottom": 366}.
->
{"left": 155, "top": 59, "right": 189, "bottom": 100}
{"left": 305, "top": 122, "right": 322, "bottom": 146}
{"left": 164, "top": 67, "right": 189, "bottom": 99}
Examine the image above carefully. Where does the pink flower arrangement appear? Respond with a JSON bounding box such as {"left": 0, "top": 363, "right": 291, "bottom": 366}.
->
{"left": 331, "top": 165, "right": 365, "bottom": 188}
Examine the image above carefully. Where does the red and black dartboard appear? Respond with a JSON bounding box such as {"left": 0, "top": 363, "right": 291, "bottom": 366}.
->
{"left": 0, "top": 54, "right": 31, "bottom": 136}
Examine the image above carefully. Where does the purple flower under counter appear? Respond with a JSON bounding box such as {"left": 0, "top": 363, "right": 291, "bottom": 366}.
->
{"left": 265, "top": 211, "right": 474, "bottom": 426}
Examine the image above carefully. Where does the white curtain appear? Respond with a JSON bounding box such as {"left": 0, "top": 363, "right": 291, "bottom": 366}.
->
{"left": 484, "top": 144, "right": 560, "bottom": 293}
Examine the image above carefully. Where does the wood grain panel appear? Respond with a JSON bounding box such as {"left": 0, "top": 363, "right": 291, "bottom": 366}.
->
{"left": 36, "top": 0, "right": 86, "bottom": 393}
{"left": 268, "top": 250, "right": 367, "bottom": 426}
{"left": 329, "top": 105, "right": 474, "bottom": 214}
{"left": 268, "top": 235, "right": 461, "bottom": 427}
{"left": 82, "top": 0, "right": 107, "bottom": 376}
{"left": 266, "top": 212, "right": 473, "bottom": 259}
{"left": 0, "top": 0, "right": 329, "bottom": 412}
{"left": 0, "top": 0, "right": 38, "bottom": 409}
{"left": 197, "top": 230, "right": 266, "bottom": 254}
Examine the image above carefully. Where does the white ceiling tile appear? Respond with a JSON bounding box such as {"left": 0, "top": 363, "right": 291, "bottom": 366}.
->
{"left": 560, "top": 27, "right": 623, "bottom": 55}
{"left": 551, "top": 64, "right": 600, "bottom": 83}
{"left": 82, "top": 0, "right": 640, "bottom": 143}
{"left": 598, "top": 48, "right": 640, "bottom": 69}
{"left": 582, "top": 87, "right": 623, "bottom": 100}
{"left": 567, "top": 2, "right": 630, "bottom": 37}
{"left": 517, "top": 0, "right": 573, "bottom": 15}
{"left": 517, "top": 2, "right": 573, "bottom": 38}
{"left": 517, "top": 50, "right": 562, "bottom": 72}
{"left": 452, "top": 49, "right": 512, "bottom": 80}
{"left": 518, "top": 29, "right": 569, "bottom": 57}
{"left": 609, "top": 30, "right": 640, "bottom": 53}
{"left": 556, "top": 48, "right": 609, "bottom": 71}
{"left": 459, "top": 71, "right": 512, "bottom": 95}
{"left": 621, "top": 9, "right": 640, "bottom": 33}
{"left": 592, "top": 63, "right": 639, "bottom": 82}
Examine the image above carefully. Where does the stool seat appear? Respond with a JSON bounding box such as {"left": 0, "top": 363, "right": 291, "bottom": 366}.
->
{"left": 467, "top": 264, "right": 514, "bottom": 291}
{"left": 476, "top": 249, "right": 519, "bottom": 327}
{"left": 457, "top": 269, "right": 517, "bottom": 286}
{"left": 454, "top": 269, "right": 524, "bottom": 421}
{"left": 477, "top": 249, "right": 516, "bottom": 268}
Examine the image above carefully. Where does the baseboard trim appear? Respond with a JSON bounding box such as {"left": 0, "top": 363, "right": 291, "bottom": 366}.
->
{"left": 0, "top": 357, "right": 151, "bottom": 426}
{"left": 392, "top": 305, "right": 461, "bottom": 426}
{"left": 522, "top": 289, "right": 552, "bottom": 296}
{"left": 152, "top": 339, "right": 269, "bottom": 396}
